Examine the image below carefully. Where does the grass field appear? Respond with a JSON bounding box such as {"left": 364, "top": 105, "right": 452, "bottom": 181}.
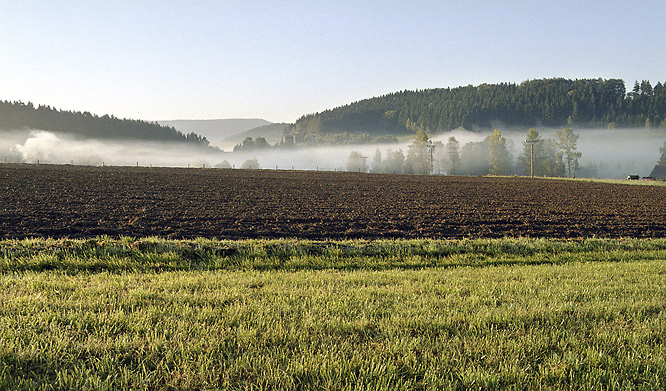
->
{"left": 546, "top": 176, "right": 666, "bottom": 188}
{"left": 1, "top": 237, "right": 665, "bottom": 390}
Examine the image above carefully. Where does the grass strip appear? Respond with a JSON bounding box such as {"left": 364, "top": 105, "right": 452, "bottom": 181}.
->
{"left": 1, "top": 237, "right": 665, "bottom": 274}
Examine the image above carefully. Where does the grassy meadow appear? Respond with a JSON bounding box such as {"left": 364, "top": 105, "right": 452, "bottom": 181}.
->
{"left": 1, "top": 237, "right": 665, "bottom": 390}
{"left": 548, "top": 177, "right": 666, "bottom": 188}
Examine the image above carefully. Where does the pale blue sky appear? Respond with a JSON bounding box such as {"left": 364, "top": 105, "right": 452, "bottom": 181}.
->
{"left": 1, "top": 1, "right": 664, "bottom": 123}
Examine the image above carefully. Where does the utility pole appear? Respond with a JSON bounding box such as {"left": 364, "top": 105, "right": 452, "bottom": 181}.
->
{"left": 361, "top": 156, "right": 368, "bottom": 173}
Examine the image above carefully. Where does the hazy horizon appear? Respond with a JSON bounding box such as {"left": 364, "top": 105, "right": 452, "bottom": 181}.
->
{"left": 4, "top": 127, "right": 663, "bottom": 180}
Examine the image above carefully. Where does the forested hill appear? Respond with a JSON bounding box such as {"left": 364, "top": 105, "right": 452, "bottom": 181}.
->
{"left": 0, "top": 100, "right": 210, "bottom": 146}
{"left": 289, "top": 78, "right": 666, "bottom": 139}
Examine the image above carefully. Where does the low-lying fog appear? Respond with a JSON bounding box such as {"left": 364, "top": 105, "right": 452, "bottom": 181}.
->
{"left": 1, "top": 130, "right": 223, "bottom": 168}
{"left": 2, "top": 127, "right": 664, "bottom": 179}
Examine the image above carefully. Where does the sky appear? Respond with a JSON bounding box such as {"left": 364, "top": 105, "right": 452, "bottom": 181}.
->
{"left": 1, "top": 1, "right": 665, "bottom": 123}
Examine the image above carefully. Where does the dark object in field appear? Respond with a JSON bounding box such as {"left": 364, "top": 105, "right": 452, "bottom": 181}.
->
{"left": 1, "top": 164, "right": 665, "bottom": 240}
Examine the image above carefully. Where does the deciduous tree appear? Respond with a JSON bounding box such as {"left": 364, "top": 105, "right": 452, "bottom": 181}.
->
{"left": 555, "top": 127, "right": 582, "bottom": 178}
{"left": 371, "top": 148, "right": 382, "bottom": 173}
{"left": 382, "top": 149, "right": 405, "bottom": 174}
{"left": 487, "top": 129, "right": 509, "bottom": 175}
{"left": 214, "top": 159, "right": 231, "bottom": 169}
{"left": 460, "top": 138, "right": 490, "bottom": 175}
{"left": 241, "top": 158, "right": 259, "bottom": 169}
{"left": 540, "top": 139, "right": 566, "bottom": 177}
{"left": 346, "top": 151, "right": 366, "bottom": 172}
{"left": 445, "top": 137, "right": 461, "bottom": 175}
{"left": 405, "top": 130, "right": 430, "bottom": 174}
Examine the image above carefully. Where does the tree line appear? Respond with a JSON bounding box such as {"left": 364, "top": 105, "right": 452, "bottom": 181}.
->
{"left": 293, "top": 78, "right": 666, "bottom": 142}
{"left": 348, "top": 127, "right": 590, "bottom": 178}
{"left": 0, "top": 100, "right": 211, "bottom": 145}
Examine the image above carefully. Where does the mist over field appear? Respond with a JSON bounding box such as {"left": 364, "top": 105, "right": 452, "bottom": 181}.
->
{"left": 501, "top": 128, "right": 665, "bottom": 178}
{"left": 2, "top": 127, "right": 663, "bottom": 179}
{"left": 1, "top": 130, "right": 223, "bottom": 167}
{"left": 232, "top": 128, "right": 664, "bottom": 178}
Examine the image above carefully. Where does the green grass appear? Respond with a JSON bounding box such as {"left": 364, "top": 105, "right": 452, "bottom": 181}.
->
{"left": 1, "top": 238, "right": 665, "bottom": 390}
{"left": 546, "top": 176, "right": 666, "bottom": 187}
{"left": 2, "top": 237, "right": 665, "bottom": 274}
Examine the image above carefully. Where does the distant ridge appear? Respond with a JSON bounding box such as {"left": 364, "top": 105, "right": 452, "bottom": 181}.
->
{"left": 224, "top": 123, "right": 289, "bottom": 145}
{"left": 159, "top": 119, "right": 272, "bottom": 148}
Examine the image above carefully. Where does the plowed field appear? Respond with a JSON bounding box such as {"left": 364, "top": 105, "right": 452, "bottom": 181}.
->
{"left": 1, "top": 164, "right": 665, "bottom": 239}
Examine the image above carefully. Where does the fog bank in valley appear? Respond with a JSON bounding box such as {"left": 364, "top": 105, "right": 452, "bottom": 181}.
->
{"left": 231, "top": 128, "right": 664, "bottom": 179}
{"left": 501, "top": 128, "right": 664, "bottom": 179}
{"left": 2, "top": 130, "right": 224, "bottom": 167}
{"left": 2, "top": 127, "right": 663, "bottom": 179}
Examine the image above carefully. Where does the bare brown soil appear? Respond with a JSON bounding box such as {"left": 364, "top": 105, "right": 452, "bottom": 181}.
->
{"left": 1, "top": 164, "right": 664, "bottom": 239}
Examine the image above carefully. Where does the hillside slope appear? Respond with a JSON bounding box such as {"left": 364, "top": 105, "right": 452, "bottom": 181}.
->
{"left": 224, "top": 123, "right": 289, "bottom": 145}
{"left": 0, "top": 101, "right": 209, "bottom": 145}
{"left": 159, "top": 119, "right": 272, "bottom": 147}
{"left": 288, "top": 78, "right": 666, "bottom": 140}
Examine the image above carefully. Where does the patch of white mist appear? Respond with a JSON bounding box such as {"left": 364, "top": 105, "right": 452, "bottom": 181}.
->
{"left": 499, "top": 127, "right": 665, "bottom": 179}
{"left": 5, "top": 127, "right": 664, "bottom": 180}
{"left": 9, "top": 130, "right": 226, "bottom": 167}
{"left": 222, "top": 129, "right": 490, "bottom": 171}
